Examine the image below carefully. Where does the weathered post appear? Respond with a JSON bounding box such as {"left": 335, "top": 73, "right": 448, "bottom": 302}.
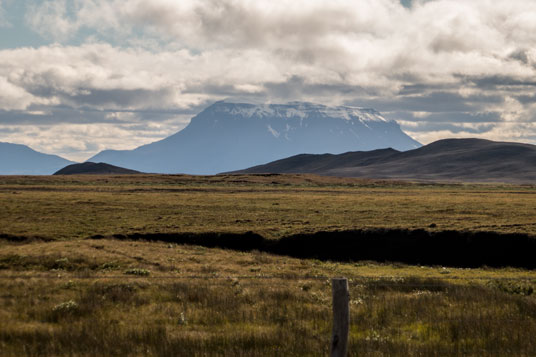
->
{"left": 331, "top": 278, "right": 349, "bottom": 357}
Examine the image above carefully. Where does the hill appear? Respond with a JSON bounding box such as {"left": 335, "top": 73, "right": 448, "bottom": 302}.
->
{"left": 88, "top": 101, "right": 420, "bottom": 174}
{"left": 0, "top": 142, "right": 74, "bottom": 175}
{"left": 54, "top": 162, "right": 141, "bottom": 175}
{"left": 232, "top": 138, "right": 536, "bottom": 183}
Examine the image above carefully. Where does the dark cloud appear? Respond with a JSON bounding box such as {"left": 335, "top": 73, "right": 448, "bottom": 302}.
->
{"left": 509, "top": 49, "right": 531, "bottom": 65}
{"left": 66, "top": 88, "right": 173, "bottom": 108}
{"left": 0, "top": 105, "right": 197, "bottom": 126}
{"left": 397, "top": 83, "right": 458, "bottom": 95}
{"left": 385, "top": 110, "right": 502, "bottom": 124}
{"left": 183, "top": 83, "right": 255, "bottom": 97}
{"left": 349, "top": 92, "right": 504, "bottom": 114}
{"left": 264, "top": 76, "right": 370, "bottom": 100}
{"left": 0, "top": 107, "right": 115, "bottom": 125}
{"left": 401, "top": 122, "right": 494, "bottom": 134}
{"left": 459, "top": 75, "right": 536, "bottom": 89}
{"left": 515, "top": 94, "right": 536, "bottom": 105}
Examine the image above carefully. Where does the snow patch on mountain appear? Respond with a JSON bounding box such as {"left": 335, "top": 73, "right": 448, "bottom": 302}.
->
{"left": 88, "top": 101, "right": 421, "bottom": 174}
{"left": 267, "top": 125, "right": 280, "bottom": 138}
{"left": 215, "top": 101, "right": 389, "bottom": 123}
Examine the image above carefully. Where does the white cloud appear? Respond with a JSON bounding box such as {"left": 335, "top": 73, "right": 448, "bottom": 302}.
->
{"left": 406, "top": 121, "right": 536, "bottom": 145}
{"left": 19, "top": 0, "right": 536, "bottom": 94}
{"left": 0, "top": 119, "right": 189, "bottom": 161}
{"left": 0, "top": 77, "right": 56, "bottom": 110}
{"left": 0, "top": 43, "right": 294, "bottom": 112}
{"left": 3, "top": 0, "right": 536, "bottom": 158}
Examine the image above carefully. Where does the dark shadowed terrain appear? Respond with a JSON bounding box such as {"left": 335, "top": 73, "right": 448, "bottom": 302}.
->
{"left": 105, "top": 229, "right": 536, "bottom": 269}
{"left": 233, "top": 138, "right": 536, "bottom": 183}
{"left": 54, "top": 162, "right": 141, "bottom": 175}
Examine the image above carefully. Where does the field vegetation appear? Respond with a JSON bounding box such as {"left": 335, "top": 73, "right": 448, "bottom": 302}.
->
{"left": 1, "top": 174, "right": 536, "bottom": 240}
{"left": 1, "top": 174, "right": 536, "bottom": 355}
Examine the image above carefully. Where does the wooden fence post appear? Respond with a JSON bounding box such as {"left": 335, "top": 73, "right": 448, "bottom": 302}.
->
{"left": 331, "top": 278, "right": 349, "bottom": 357}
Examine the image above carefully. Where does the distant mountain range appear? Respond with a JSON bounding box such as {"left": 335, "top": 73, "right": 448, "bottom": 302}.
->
{"left": 0, "top": 142, "right": 74, "bottom": 175}
{"left": 88, "top": 101, "right": 421, "bottom": 174}
{"left": 54, "top": 162, "right": 141, "bottom": 175}
{"left": 232, "top": 138, "right": 536, "bottom": 183}
{"left": 5, "top": 102, "right": 536, "bottom": 183}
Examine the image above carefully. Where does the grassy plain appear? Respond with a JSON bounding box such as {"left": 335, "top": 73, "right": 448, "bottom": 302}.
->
{"left": 2, "top": 239, "right": 536, "bottom": 356}
{"left": 1, "top": 174, "right": 536, "bottom": 356}
{"left": 1, "top": 174, "right": 536, "bottom": 239}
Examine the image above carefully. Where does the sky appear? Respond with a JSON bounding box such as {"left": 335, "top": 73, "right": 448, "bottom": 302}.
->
{"left": 1, "top": 0, "right": 536, "bottom": 161}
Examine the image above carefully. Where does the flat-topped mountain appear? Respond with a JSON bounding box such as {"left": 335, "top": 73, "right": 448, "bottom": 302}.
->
{"left": 232, "top": 138, "right": 536, "bottom": 183}
{"left": 0, "top": 142, "right": 74, "bottom": 175}
{"left": 54, "top": 162, "right": 141, "bottom": 175}
{"left": 88, "top": 101, "right": 421, "bottom": 174}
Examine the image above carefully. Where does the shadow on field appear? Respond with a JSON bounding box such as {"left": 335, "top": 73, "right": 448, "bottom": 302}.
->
{"left": 0, "top": 233, "right": 52, "bottom": 243}
{"left": 98, "top": 229, "right": 536, "bottom": 269}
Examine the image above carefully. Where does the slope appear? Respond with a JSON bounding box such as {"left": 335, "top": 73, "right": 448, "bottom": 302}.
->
{"left": 234, "top": 138, "right": 536, "bottom": 183}
{"left": 0, "top": 142, "right": 74, "bottom": 175}
{"left": 89, "top": 101, "right": 420, "bottom": 174}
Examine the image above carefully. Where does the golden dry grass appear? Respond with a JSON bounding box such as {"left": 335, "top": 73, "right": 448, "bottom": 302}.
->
{"left": 1, "top": 174, "right": 536, "bottom": 240}
{"left": 1, "top": 239, "right": 536, "bottom": 356}
{"left": 2, "top": 174, "right": 536, "bottom": 355}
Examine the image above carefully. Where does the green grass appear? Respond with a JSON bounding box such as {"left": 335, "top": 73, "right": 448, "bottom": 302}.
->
{"left": 2, "top": 174, "right": 536, "bottom": 355}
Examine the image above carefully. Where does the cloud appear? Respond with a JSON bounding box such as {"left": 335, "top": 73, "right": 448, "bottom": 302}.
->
{"left": 2, "top": 44, "right": 302, "bottom": 115}
{"left": 1, "top": 0, "right": 536, "bottom": 158}
{"left": 19, "top": 1, "right": 536, "bottom": 96}
{"left": 405, "top": 121, "right": 536, "bottom": 146}
{"left": 0, "top": 119, "right": 189, "bottom": 162}
{"left": 25, "top": 1, "right": 75, "bottom": 41}
{"left": 17, "top": 1, "right": 536, "bottom": 97}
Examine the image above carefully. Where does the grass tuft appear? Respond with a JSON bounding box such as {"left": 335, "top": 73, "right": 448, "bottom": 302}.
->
{"left": 125, "top": 268, "right": 150, "bottom": 276}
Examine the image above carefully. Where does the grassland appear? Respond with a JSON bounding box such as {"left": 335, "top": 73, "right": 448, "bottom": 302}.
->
{"left": 1, "top": 174, "right": 536, "bottom": 356}
{"left": 2, "top": 239, "right": 536, "bottom": 356}
{"left": 1, "top": 174, "right": 536, "bottom": 240}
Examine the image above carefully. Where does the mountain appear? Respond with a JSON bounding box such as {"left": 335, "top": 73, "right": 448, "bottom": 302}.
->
{"left": 0, "top": 142, "right": 74, "bottom": 175}
{"left": 232, "top": 138, "right": 536, "bottom": 183}
{"left": 53, "top": 162, "right": 141, "bottom": 175}
{"left": 89, "top": 101, "right": 421, "bottom": 174}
